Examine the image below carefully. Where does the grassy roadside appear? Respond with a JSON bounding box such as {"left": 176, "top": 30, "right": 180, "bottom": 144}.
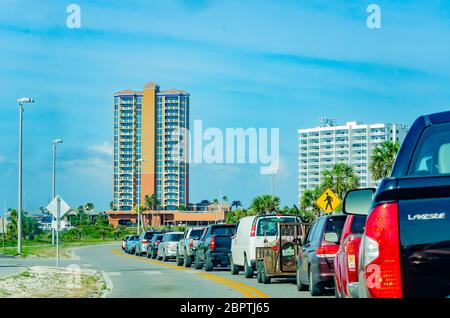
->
{"left": 1, "top": 240, "right": 120, "bottom": 258}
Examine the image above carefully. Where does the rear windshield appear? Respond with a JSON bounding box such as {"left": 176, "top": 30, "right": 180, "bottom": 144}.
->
{"left": 256, "top": 216, "right": 299, "bottom": 236}
{"left": 408, "top": 123, "right": 450, "bottom": 177}
{"left": 131, "top": 235, "right": 139, "bottom": 240}
{"left": 153, "top": 235, "right": 164, "bottom": 241}
{"left": 144, "top": 232, "right": 158, "bottom": 239}
{"left": 189, "top": 229, "right": 204, "bottom": 238}
{"left": 167, "top": 234, "right": 183, "bottom": 241}
{"left": 350, "top": 215, "right": 367, "bottom": 234}
{"left": 212, "top": 226, "right": 236, "bottom": 236}
{"left": 325, "top": 216, "right": 347, "bottom": 240}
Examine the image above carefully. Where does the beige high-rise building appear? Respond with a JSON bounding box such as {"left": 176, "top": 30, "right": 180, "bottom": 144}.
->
{"left": 112, "top": 82, "right": 189, "bottom": 212}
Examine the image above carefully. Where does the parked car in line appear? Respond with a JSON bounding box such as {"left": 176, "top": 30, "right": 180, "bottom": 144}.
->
{"left": 124, "top": 235, "right": 140, "bottom": 254}
{"left": 176, "top": 227, "right": 206, "bottom": 267}
{"left": 343, "top": 110, "right": 450, "bottom": 298}
{"left": 135, "top": 230, "right": 164, "bottom": 256}
{"left": 333, "top": 214, "right": 366, "bottom": 298}
{"left": 230, "top": 214, "right": 302, "bottom": 278}
{"left": 122, "top": 235, "right": 132, "bottom": 251}
{"left": 296, "top": 214, "right": 347, "bottom": 296}
{"left": 157, "top": 232, "right": 184, "bottom": 261}
{"left": 194, "top": 224, "right": 237, "bottom": 271}
{"left": 147, "top": 233, "right": 165, "bottom": 259}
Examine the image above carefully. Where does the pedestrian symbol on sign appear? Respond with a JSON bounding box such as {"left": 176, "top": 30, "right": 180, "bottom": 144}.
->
{"left": 315, "top": 188, "right": 341, "bottom": 213}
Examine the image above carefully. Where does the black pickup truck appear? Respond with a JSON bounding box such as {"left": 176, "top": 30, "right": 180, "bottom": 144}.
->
{"left": 194, "top": 224, "right": 237, "bottom": 272}
{"left": 343, "top": 110, "right": 450, "bottom": 298}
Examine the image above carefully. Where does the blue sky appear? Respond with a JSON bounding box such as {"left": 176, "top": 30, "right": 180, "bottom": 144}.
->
{"left": 0, "top": 0, "right": 449, "bottom": 212}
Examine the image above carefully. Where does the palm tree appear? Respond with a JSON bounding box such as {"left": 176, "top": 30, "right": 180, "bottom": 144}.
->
{"left": 212, "top": 198, "right": 219, "bottom": 205}
{"left": 231, "top": 200, "right": 242, "bottom": 210}
{"left": 369, "top": 141, "right": 400, "bottom": 181}
{"left": 84, "top": 203, "right": 94, "bottom": 211}
{"left": 300, "top": 187, "right": 322, "bottom": 214}
{"left": 144, "top": 194, "right": 160, "bottom": 211}
{"left": 222, "top": 195, "right": 228, "bottom": 203}
{"left": 322, "top": 163, "right": 359, "bottom": 199}
{"left": 250, "top": 195, "right": 280, "bottom": 214}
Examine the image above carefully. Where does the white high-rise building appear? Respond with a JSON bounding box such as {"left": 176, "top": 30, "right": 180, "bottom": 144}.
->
{"left": 298, "top": 120, "right": 409, "bottom": 200}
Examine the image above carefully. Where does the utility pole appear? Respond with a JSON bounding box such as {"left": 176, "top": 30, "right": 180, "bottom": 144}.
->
{"left": 52, "top": 139, "right": 63, "bottom": 245}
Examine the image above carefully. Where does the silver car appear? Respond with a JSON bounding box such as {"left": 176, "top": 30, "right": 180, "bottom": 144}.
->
{"left": 157, "top": 232, "right": 184, "bottom": 262}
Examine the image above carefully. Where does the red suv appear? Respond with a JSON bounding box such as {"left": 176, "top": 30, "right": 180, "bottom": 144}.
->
{"left": 333, "top": 215, "right": 366, "bottom": 298}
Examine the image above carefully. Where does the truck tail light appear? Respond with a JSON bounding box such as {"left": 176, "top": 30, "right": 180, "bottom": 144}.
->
{"left": 345, "top": 236, "right": 358, "bottom": 283}
{"left": 316, "top": 244, "right": 338, "bottom": 258}
{"left": 363, "top": 203, "right": 402, "bottom": 298}
{"left": 250, "top": 225, "right": 256, "bottom": 237}
{"left": 155, "top": 241, "right": 159, "bottom": 246}
{"left": 142, "top": 240, "right": 148, "bottom": 244}
{"left": 189, "top": 240, "right": 194, "bottom": 249}
{"left": 210, "top": 237, "right": 216, "bottom": 251}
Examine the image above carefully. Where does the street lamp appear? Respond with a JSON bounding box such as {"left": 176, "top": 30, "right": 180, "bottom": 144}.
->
{"left": 17, "top": 97, "right": 34, "bottom": 255}
{"left": 52, "top": 139, "right": 63, "bottom": 245}
{"left": 136, "top": 158, "right": 147, "bottom": 234}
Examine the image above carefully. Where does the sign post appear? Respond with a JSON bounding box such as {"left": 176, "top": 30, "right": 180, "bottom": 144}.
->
{"left": 315, "top": 188, "right": 342, "bottom": 214}
{"left": 46, "top": 195, "right": 70, "bottom": 268}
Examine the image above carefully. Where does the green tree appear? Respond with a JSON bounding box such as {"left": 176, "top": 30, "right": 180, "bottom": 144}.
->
{"left": 300, "top": 187, "right": 322, "bottom": 214}
{"left": 144, "top": 194, "right": 160, "bottom": 211}
{"left": 322, "top": 163, "right": 359, "bottom": 199}
{"left": 250, "top": 195, "right": 280, "bottom": 214}
{"left": 231, "top": 200, "right": 242, "bottom": 210}
{"left": 369, "top": 141, "right": 400, "bottom": 181}
{"left": 222, "top": 195, "right": 228, "bottom": 203}
{"left": 179, "top": 205, "right": 187, "bottom": 211}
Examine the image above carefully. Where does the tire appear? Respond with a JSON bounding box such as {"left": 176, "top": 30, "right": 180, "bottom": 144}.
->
{"left": 244, "top": 255, "right": 254, "bottom": 278}
{"left": 261, "top": 262, "right": 271, "bottom": 284}
{"left": 230, "top": 255, "right": 240, "bottom": 275}
{"left": 151, "top": 250, "right": 157, "bottom": 259}
{"left": 309, "top": 268, "right": 323, "bottom": 296}
{"left": 257, "top": 261, "right": 263, "bottom": 283}
{"left": 176, "top": 251, "right": 184, "bottom": 266}
{"left": 183, "top": 250, "right": 192, "bottom": 268}
{"left": 194, "top": 252, "right": 203, "bottom": 270}
{"left": 147, "top": 250, "right": 151, "bottom": 258}
{"left": 204, "top": 254, "right": 214, "bottom": 272}
{"left": 296, "top": 262, "right": 308, "bottom": 291}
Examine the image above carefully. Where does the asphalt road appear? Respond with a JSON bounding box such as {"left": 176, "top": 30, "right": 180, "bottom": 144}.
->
{"left": 73, "top": 244, "right": 331, "bottom": 298}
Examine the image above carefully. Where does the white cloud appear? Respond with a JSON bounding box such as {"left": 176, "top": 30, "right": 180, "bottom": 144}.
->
{"left": 88, "top": 141, "right": 113, "bottom": 157}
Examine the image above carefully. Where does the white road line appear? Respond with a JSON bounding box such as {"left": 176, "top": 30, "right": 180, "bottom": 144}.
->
{"left": 106, "top": 272, "right": 122, "bottom": 276}
{"left": 144, "top": 271, "right": 162, "bottom": 275}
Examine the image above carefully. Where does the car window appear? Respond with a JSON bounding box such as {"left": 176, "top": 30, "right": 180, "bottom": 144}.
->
{"left": 305, "top": 220, "right": 318, "bottom": 243}
{"left": 408, "top": 123, "right": 450, "bottom": 176}
{"left": 189, "top": 229, "right": 204, "bottom": 238}
{"left": 212, "top": 226, "right": 236, "bottom": 236}
{"left": 256, "top": 216, "right": 299, "bottom": 236}
{"left": 350, "top": 215, "right": 367, "bottom": 234}
{"left": 167, "top": 234, "right": 183, "bottom": 241}
{"left": 144, "top": 232, "right": 155, "bottom": 239}
{"left": 325, "top": 216, "right": 347, "bottom": 241}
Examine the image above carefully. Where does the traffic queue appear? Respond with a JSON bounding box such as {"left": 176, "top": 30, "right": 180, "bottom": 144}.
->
{"left": 122, "top": 110, "right": 450, "bottom": 299}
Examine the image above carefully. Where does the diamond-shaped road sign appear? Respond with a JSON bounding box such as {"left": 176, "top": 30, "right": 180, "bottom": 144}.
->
{"left": 315, "top": 188, "right": 342, "bottom": 213}
{"left": 46, "top": 195, "right": 71, "bottom": 219}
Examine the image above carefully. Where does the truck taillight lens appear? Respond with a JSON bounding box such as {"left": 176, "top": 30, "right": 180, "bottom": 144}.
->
{"left": 250, "top": 225, "right": 256, "bottom": 237}
{"left": 316, "top": 244, "right": 338, "bottom": 258}
{"left": 345, "top": 237, "right": 358, "bottom": 283}
{"left": 364, "top": 202, "right": 402, "bottom": 298}
{"left": 210, "top": 237, "right": 216, "bottom": 251}
{"left": 155, "top": 241, "right": 159, "bottom": 245}
{"left": 142, "top": 240, "right": 148, "bottom": 244}
{"left": 189, "top": 240, "right": 194, "bottom": 249}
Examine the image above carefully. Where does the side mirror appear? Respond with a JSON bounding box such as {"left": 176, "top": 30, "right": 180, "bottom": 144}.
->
{"left": 343, "top": 188, "right": 376, "bottom": 216}
{"left": 324, "top": 232, "right": 339, "bottom": 244}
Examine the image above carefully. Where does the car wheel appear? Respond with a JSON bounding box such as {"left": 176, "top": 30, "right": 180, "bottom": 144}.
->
{"left": 151, "top": 250, "right": 157, "bottom": 259}
{"left": 176, "top": 251, "right": 184, "bottom": 266}
{"left": 309, "top": 268, "right": 323, "bottom": 296}
{"left": 194, "top": 252, "right": 203, "bottom": 270}
{"left": 204, "top": 255, "right": 214, "bottom": 272}
{"left": 296, "top": 262, "right": 308, "bottom": 291}
{"left": 261, "top": 262, "right": 271, "bottom": 284}
{"left": 244, "top": 255, "right": 254, "bottom": 278}
{"left": 257, "top": 261, "right": 263, "bottom": 283}
{"left": 230, "top": 255, "right": 240, "bottom": 275}
{"left": 184, "top": 250, "right": 192, "bottom": 268}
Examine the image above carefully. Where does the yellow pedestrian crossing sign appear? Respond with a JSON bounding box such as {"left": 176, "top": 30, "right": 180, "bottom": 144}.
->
{"left": 315, "top": 188, "right": 341, "bottom": 213}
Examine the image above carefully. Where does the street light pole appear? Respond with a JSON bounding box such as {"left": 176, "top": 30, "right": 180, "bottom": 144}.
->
{"left": 52, "top": 139, "right": 63, "bottom": 245}
{"left": 136, "top": 158, "right": 146, "bottom": 235}
{"left": 17, "top": 97, "right": 34, "bottom": 255}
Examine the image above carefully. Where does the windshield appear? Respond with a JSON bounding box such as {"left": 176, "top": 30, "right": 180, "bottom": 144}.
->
{"left": 167, "top": 234, "right": 183, "bottom": 241}
{"left": 189, "top": 229, "right": 204, "bottom": 238}
{"left": 212, "top": 226, "right": 236, "bottom": 236}
{"left": 256, "top": 216, "right": 299, "bottom": 236}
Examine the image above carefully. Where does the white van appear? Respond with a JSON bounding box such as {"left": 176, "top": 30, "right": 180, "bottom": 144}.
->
{"left": 230, "top": 214, "right": 302, "bottom": 278}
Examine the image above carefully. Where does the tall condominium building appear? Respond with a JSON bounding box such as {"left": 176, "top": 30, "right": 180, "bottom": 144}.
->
{"left": 298, "top": 120, "right": 409, "bottom": 200}
{"left": 112, "top": 82, "right": 189, "bottom": 211}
